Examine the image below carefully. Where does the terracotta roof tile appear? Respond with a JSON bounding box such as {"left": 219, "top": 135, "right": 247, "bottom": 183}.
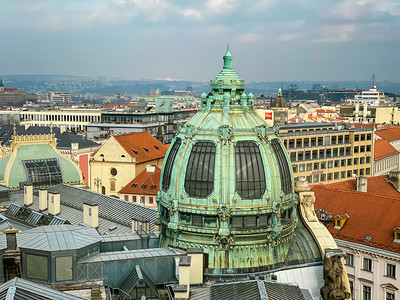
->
{"left": 375, "top": 127, "right": 400, "bottom": 142}
{"left": 313, "top": 184, "right": 400, "bottom": 252}
{"left": 374, "top": 139, "right": 398, "bottom": 161}
{"left": 113, "top": 132, "right": 167, "bottom": 163}
{"left": 119, "top": 166, "right": 161, "bottom": 195}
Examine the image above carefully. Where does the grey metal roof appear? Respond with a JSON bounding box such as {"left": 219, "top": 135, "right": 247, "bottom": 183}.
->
{"left": 191, "top": 280, "right": 311, "bottom": 300}
{"left": 119, "top": 265, "right": 160, "bottom": 300}
{"left": 17, "top": 225, "right": 102, "bottom": 252}
{"left": 0, "top": 277, "right": 84, "bottom": 300}
{"left": 81, "top": 247, "right": 185, "bottom": 263}
{"left": 2, "top": 188, "right": 148, "bottom": 235}
{"left": 0, "top": 213, "right": 33, "bottom": 233}
{"left": 48, "top": 184, "right": 158, "bottom": 231}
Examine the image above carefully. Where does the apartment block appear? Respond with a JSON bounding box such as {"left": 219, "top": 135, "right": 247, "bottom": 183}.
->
{"left": 278, "top": 123, "right": 374, "bottom": 185}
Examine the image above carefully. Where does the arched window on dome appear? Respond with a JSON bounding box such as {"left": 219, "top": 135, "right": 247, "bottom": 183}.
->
{"left": 235, "top": 141, "right": 266, "bottom": 199}
{"left": 184, "top": 141, "right": 216, "bottom": 198}
{"left": 162, "top": 138, "right": 182, "bottom": 192}
{"left": 271, "top": 138, "right": 292, "bottom": 194}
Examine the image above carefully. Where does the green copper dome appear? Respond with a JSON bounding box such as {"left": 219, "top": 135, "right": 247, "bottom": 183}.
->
{"left": 157, "top": 50, "right": 297, "bottom": 273}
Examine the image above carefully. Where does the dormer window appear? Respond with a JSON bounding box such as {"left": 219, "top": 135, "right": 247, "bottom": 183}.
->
{"left": 334, "top": 213, "right": 349, "bottom": 229}
{"left": 132, "top": 183, "right": 137, "bottom": 188}
{"left": 393, "top": 227, "right": 400, "bottom": 242}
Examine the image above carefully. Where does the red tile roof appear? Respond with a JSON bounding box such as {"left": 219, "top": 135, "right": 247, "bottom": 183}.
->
{"left": 375, "top": 127, "right": 400, "bottom": 142}
{"left": 113, "top": 132, "right": 167, "bottom": 163}
{"left": 374, "top": 139, "right": 398, "bottom": 161}
{"left": 119, "top": 166, "right": 161, "bottom": 195}
{"left": 313, "top": 184, "right": 400, "bottom": 253}
{"left": 324, "top": 176, "right": 400, "bottom": 198}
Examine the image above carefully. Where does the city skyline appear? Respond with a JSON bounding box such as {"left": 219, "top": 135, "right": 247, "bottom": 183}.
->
{"left": 1, "top": 0, "right": 399, "bottom": 82}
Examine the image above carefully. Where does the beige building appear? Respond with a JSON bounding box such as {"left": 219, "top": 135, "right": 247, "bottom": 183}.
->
{"left": 278, "top": 123, "right": 374, "bottom": 185}
{"left": 90, "top": 132, "right": 167, "bottom": 197}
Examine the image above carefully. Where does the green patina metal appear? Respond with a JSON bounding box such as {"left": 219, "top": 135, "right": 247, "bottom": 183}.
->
{"left": 158, "top": 49, "right": 298, "bottom": 273}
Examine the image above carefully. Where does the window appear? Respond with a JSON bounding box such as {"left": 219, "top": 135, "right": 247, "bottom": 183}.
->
{"left": 338, "top": 135, "right": 343, "bottom": 144}
{"left": 149, "top": 197, "right": 154, "bottom": 204}
{"left": 366, "top": 145, "right": 371, "bottom": 152}
{"left": 140, "top": 196, "right": 144, "bottom": 203}
{"left": 235, "top": 141, "right": 266, "bottom": 199}
{"left": 341, "top": 159, "right": 346, "bottom": 167}
{"left": 387, "top": 263, "right": 396, "bottom": 278}
{"left": 132, "top": 196, "right": 137, "bottom": 203}
{"left": 296, "top": 138, "right": 302, "bottom": 148}
{"left": 345, "top": 135, "right": 350, "bottom": 143}
{"left": 311, "top": 137, "right": 316, "bottom": 146}
{"left": 347, "top": 158, "right": 352, "bottom": 166}
{"left": 367, "top": 133, "right": 372, "bottom": 140}
{"left": 307, "top": 163, "right": 312, "bottom": 171}
{"left": 313, "top": 174, "right": 319, "bottom": 183}
{"left": 360, "top": 157, "right": 365, "bottom": 164}
{"left": 27, "top": 254, "right": 48, "bottom": 281}
{"left": 354, "top": 146, "right": 359, "bottom": 153}
{"left": 162, "top": 138, "right": 181, "bottom": 191}
{"left": 332, "top": 136, "right": 337, "bottom": 145}
{"left": 361, "top": 134, "right": 366, "bottom": 141}
{"left": 288, "top": 139, "right": 295, "bottom": 149}
{"left": 321, "top": 162, "right": 326, "bottom": 169}
{"left": 334, "top": 172, "right": 339, "bottom": 179}
{"left": 387, "top": 292, "right": 395, "bottom": 300}
{"left": 360, "top": 145, "right": 365, "bottom": 153}
{"left": 298, "top": 151, "right": 304, "bottom": 161}
{"left": 290, "top": 152, "right": 296, "bottom": 162}
{"left": 326, "top": 149, "right": 332, "bottom": 158}
{"left": 22, "top": 158, "right": 63, "bottom": 188}
{"left": 346, "top": 146, "right": 351, "bottom": 155}
{"left": 363, "top": 285, "right": 371, "bottom": 300}
{"left": 363, "top": 257, "right": 372, "bottom": 271}
{"left": 124, "top": 195, "right": 128, "bottom": 201}
{"left": 345, "top": 253, "right": 354, "bottom": 267}
{"left": 366, "top": 156, "right": 371, "bottom": 163}
{"left": 305, "top": 150, "right": 311, "bottom": 160}
{"left": 271, "top": 139, "right": 292, "bottom": 194}
{"left": 354, "top": 158, "right": 359, "bottom": 165}
{"left": 56, "top": 256, "right": 73, "bottom": 282}
{"left": 110, "top": 180, "right": 115, "bottom": 192}
{"left": 333, "top": 148, "right": 338, "bottom": 157}
{"left": 340, "top": 147, "right": 345, "bottom": 156}
{"left": 292, "top": 165, "right": 298, "bottom": 172}
{"left": 355, "top": 134, "right": 360, "bottom": 142}
{"left": 89, "top": 207, "right": 92, "bottom": 216}
{"left": 328, "top": 161, "right": 333, "bottom": 168}
{"left": 341, "top": 171, "right": 346, "bottom": 179}
{"left": 299, "top": 164, "right": 305, "bottom": 172}
{"left": 110, "top": 168, "right": 117, "bottom": 176}
{"left": 318, "top": 137, "right": 323, "bottom": 145}
{"left": 314, "top": 162, "right": 319, "bottom": 170}
{"left": 312, "top": 150, "right": 318, "bottom": 159}
{"left": 349, "top": 281, "right": 354, "bottom": 300}
{"left": 328, "top": 173, "right": 333, "bottom": 180}
{"left": 334, "top": 160, "right": 339, "bottom": 167}
{"left": 304, "top": 138, "right": 309, "bottom": 147}
{"left": 321, "top": 174, "right": 326, "bottom": 181}
{"left": 185, "top": 141, "right": 216, "bottom": 198}
{"left": 319, "top": 149, "right": 325, "bottom": 159}
{"left": 306, "top": 176, "right": 312, "bottom": 183}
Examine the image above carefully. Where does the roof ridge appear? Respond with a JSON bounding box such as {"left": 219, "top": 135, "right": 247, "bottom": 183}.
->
{"left": 313, "top": 185, "right": 400, "bottom": 201}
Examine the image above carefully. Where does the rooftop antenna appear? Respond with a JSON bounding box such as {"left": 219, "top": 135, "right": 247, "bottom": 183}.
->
{"left": 371, "top": 74, "right": 375, "bottom": 87}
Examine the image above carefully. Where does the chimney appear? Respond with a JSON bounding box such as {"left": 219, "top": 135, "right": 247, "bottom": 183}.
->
{"left": 177, "top": 256, "right": 191, "bottom": 299}
{"left": 358, "top": 176, "right": 368, "bottom": 193}
{"left": 132, "top": 217, "right": 150, "bottom": 234}
{"left": 39, "top": 189, "right": 48, "bottom": 211}
{"left": 23, "top": 183, "right": 33, "bottom": 206}
{"left": 186, "top": 249, "right": 204, "bottom": 284}
{"left": 146, "top": 165, "right": 156, "bottom": 173}
{"left": 83, "top": 201, "right": 98, "bottom": 228}
{"left": 48, "top": 192, "right": 60, "bottom": 215}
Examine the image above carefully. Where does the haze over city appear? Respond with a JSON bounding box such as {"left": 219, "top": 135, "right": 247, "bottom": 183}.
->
{"left": 1, "top": 0, "right": 400, "bottom": 82}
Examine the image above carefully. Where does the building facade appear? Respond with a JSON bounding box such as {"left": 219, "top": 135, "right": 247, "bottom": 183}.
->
{"left": 278, "top": 123, "right": 374, "bottom": 185}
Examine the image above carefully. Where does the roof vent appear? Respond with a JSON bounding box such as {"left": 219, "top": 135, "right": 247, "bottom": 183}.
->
{"left": 151, "top": 185, "right": 157, "bottom": 189}
{"left": 108, "top": 225, "right": 117, "bottom": 231}
{"left": 154, "top": 145, "right": 159, "bottom": 150}
{"left": 364, "top": 235, "right": 372, "bottom": 243}
{"left": 143, "top": 147, "right": 148, "bottom": 152}
{"left": 142, "top": 184, "right": 147, "bottom": 189}
{"left": 132, "top": 183, "right": 138, "bottom": 188}
{"left": 132, "top": 149, "right": 138, "bottom": 154}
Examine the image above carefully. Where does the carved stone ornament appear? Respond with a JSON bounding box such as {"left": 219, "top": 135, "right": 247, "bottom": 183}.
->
{"left": 217, "top": 206, "right": 231, "bottom": 221}
{"left": 321, "top": 249, "right": 351, "bottom": 300}
{"left": 218, "top": 125, "right": 233, "bottom": 140}
{"left": 215, "top": 234, "right": 234, "bottom": 250}
{"left": 299, "top": 191, "right": 318, "bottom": 222}
{"left": 254, "top": 125, "right": 266, "bottom": 139}
{"left": 295, "top": 176, "right": 311, "bottom": 193}
{"left": 185, "top": 124, "right": 197, "bottom": 138}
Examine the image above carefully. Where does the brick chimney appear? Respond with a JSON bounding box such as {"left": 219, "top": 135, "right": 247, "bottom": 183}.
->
{"left": 23, "top": 183, "right": 33, "bottom": 206}
{"left": 83, "top": 201, "right": 98, "bottom": 228}
{"left": 358, "top": 176, "right": 368, "bottom": 193}
{"left": 39, "top": 188, "right": 48, "bottom": 211}
{"left": 48, "top": 192, "right": 60, "bottom": 215}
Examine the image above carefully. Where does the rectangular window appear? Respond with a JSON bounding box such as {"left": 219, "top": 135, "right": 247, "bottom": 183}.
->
{"left": 346, "top": 146, "right": 351, "bottom": 155}
{"left": 328, "top": 173, "right": 333, "bottom": 181}
{"left": 360, "top": 157, "right": 365, "bottom": 164}
{"left": 311, "top": 137, "right": 316, "bottom": 146}
{"left": 299, "top": 164, "right": 305, "bottom": 172}
{"left": 366, "top": 156, "right": 371, "bottom": 164}
{"left": 318, "top": 137, "right": 323, "bottom": 145}
{"left": 321, "top": 174, "right": 326, "bottom": 181}
{"left": 347, "top": 170, "right": 352, "bottom": 178}
{"left": 328, "top": 160, "right": 333, "bottom": 168}
{"left": 290, "top": 152, "right": 296, "bottom": 162}
{"left": 140, "top": 196, "right": 144, "bottom": 203}
{"left": 312, "top": 150, "right": 318, "bottom": 159}
{"left": 305, "top": 151, "right": 311, "bottom": 160}
{"left": 367, "top": 133, "right": 372, "bottom": 140}
{"left": 341, "top": 159, "right": 346, "bottom": 167}
{"left": 27, "top": 254, "right": 48, "bottom": 281}
{"left": 325, "top": 136, "right": 330, "bottom": 146}
{"left": 296, "top": 138, "right": 302, "bottom": 148}
{"left": 355, "top": 134, "right": 360, "bottom": 142}
{"left": 326, "top": 149, "right": 332, "bottom": 158}
{"left": 56, "top": 256, "right": 73, "bottom": 282}
{"left": 338, "top": 135, "right": 343, "bottom": 144}
{"left": 334, "top": 160, "right": 339, "bottom": 167}
{"left": 354, "top": 158, "right": 359, "bottom": 165}
{"left": 363, "top": 258, "right": 372, "bottom": 271}
{"left": 313, "top": 174, "right": 319, "bottom": 183}
{"left": 298, "top": 151, "right": 304, "bottom": 161}
{"left": 289, "top": 139, "right": 295, "bottom": 149}
{"left": 387, "top": 263, "right": 396, "bottom": 278}
{"left": 333, "top": 148, "right": 338, "bottom": 157}
{"left": 283, "top": 139, "right": 288, "bottom": 148}
{"left": 350, "top": 281, "right": 354, "bottom": 300}
{"left": 366, "top": 168, "right": 371, "bottom": 175}
{"left": 307, "top": 163, "right": 312, "bottom": 171}
{"left": 345, "top": 135, "right": 350, "bottom": 143}
{"left": 292, "top": 165, "right": 298, "bottom": 172}
{"left": 387, "top": 292, "right": 395, "bottom": 300}
{"left": 332, "top": 136, "right": 337, "bottom": 145}
{"left": 345, "top": 254, "right": 354, "bottom": 266}
{"left": 306, "top": 176, "right": 312, "bottom": 183}
{"left": 360, "top": 145, "right": 365, "bottom": 153}
{"left": 149, "top": 197, "right": 154, "bottom": 204}
{"left": 340, "top": 147, "right": 345, "bottom": 156}
{"left": 124, "top": 195, "right": 128, "bottom": 201}
{"left": 347, "top": 158, "right": 353, "bottom": 166}
{"left": 319, "top": 149, "right": 325, "bottom": 159}
{"left": 341, "top": 171, "right": 346, "bottom": 179}
{"left": 363, "top": 285, "right": 371, "bottom": 300}
{"left": 361, "top": 134, "right": 366, "bottom": 141}
{"left": 304, "top": 138, "right": 309, "bottom": 147}
{"left": 366, "top": 145, "right": 371, "bottom": 152}
{"left": 132, "top": 196, "right": 137, "bottom": 202}
{"left": 321, "top": 162, "right": 326, "bottom": 169}
{"left": 354, "top": 146, "right": 359, "bottom": 153}
{"left": 334, "top": 172, "right": 339, "bottom": 179}
{"left": 314, "top": 162, "right": 319, "bottom": 170}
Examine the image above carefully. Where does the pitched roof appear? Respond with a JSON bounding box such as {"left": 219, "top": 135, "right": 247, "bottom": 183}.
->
{"left": 374, "top": 139, "right": 398, "bottom": 161}
{"left": 17, "top": 225, "right": 101, "bottom": 251}
{"left": 313, "top": 184, "right": 400, "bottom": 253}
{"left": 0, "top": 277, "right": 83, "bottom": 300}
{"left": 119, "top": 166, "right": 161, "bottom": 195}
{"left": 113, "top": 132, "right": 167, "bottom": 163}
{"left": 375, "top": 126, "right": 400, "bottom": 142}
{"left": 326, "top": 176, "right": 400, "bottom": 198}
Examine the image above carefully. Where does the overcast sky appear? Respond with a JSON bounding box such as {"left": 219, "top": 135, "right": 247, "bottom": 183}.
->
{"left": 1, "top": 0, "right": 399, "bottom": 82}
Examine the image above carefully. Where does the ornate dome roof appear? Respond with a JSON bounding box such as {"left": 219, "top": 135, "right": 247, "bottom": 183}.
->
{"left": 272, "top": 88, "right": 288, "bottom": 108}
{"left": 157, "top": 50, "right": 296, "bottom": 273}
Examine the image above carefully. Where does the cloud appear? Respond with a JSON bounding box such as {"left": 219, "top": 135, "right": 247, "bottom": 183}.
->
{"left": 312, "top": 24, "right": 355, "bottom": 43}
{"left": 206, "top": 0, "right": 240, "bottom": 15}
{"left": 278, "top": 33, "right": 301, "bottom": 41}
{"left": 235, "top": 33, "right": 262, "bottom": 44}
{"left": 181, "top": 8, "right": 203, "bottom": 21}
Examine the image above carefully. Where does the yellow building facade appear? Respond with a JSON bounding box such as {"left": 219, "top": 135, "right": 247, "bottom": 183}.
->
{"left": 278, "top": 123, "right": 374, "bottom": 185}
{"left": 90, "top": 132, "right": 167, "bottom": 197}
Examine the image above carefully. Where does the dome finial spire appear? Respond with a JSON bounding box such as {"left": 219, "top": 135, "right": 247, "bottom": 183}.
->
{"left": 223, "top": 45, "right": 232, "bottom": 70}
